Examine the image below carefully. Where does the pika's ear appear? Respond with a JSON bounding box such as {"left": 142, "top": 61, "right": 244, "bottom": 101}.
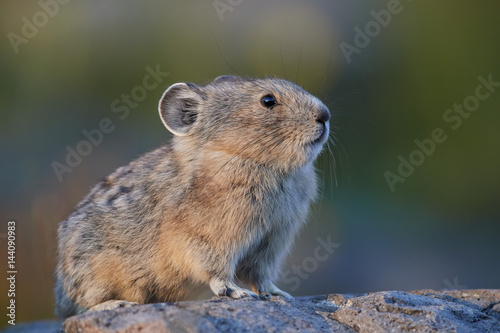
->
{"left": 213, "top": 75, "right": 241, "bottom": 84}
{"left": 158, "top": 83, "right": 203, "bottom": 136}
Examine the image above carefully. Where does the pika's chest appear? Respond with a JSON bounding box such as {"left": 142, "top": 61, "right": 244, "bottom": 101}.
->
{"left": 219, "top": 167, "right": 316, "bottom": 227}
{"left": 182, "top": 164, "right": 317, "bottom": 239}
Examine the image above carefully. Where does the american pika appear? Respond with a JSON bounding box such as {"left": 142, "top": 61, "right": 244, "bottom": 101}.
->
{"left": 55, "top": 75, "right": 330, "bottom": 318}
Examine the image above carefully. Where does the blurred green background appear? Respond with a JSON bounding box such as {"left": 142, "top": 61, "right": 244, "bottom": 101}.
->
{"left": 1, "top": 0, "right": 499, "bottom": 325}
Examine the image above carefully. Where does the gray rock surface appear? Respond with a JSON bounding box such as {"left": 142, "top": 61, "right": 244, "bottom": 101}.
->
{"left": 2, "top": 290, "right": 498, "bottom": 332}
{"left": 61, "top": 289, "right": 499, "bottom": 333}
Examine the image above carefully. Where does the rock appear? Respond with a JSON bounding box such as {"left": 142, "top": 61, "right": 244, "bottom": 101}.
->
{"left": 329, "top": 290, "right": 500, "bottom": 333}
{"left": 61, "top": 289, "right": 500, "bottom": 333}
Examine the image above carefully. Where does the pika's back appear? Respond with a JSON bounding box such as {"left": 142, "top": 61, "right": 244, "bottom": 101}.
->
{"left": 55, "top": 75, "right": 330, "bottom": 318}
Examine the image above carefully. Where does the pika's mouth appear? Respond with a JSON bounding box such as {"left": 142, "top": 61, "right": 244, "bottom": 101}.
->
{"left": 312, "top": 122, "right": 328, "bottom": 145}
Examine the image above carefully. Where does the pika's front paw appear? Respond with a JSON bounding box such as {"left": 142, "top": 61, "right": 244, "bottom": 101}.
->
{"left": 226, "top": 286, "right": 258, "bottom": 299}
{"left": 255, "top": 282, "right": 293, "bottom": 300}
{"left": 270, "top": 289, "right": 293, "bottom": 299}
{"left": 89, "top": 300, "right": 139, "bottom": 312}
{"left": 210, "top": 279, "right": 258, "bottom": 299}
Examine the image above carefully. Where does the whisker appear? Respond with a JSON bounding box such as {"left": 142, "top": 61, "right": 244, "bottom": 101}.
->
{"left": 208, "top": 25, "right": 241, "bottom": 76}
{"left": 279, "top": 33, "right": 287, "bottom": 80}
{"left": 325, "top": 90, "right": 363, "bottom": 108}
{"left": 327, "top": 135, "right": 338, "bottom": 188}
{"left": 295, "top": 40, "right": 303, "bottom": 84}
{"left": 321, "top": 36, "right": 335, "bottom": 97}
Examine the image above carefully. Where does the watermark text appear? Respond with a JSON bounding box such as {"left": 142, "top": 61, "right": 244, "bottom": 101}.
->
{"left": 282, "top": 235, "right": 340, "bottom": 291}
{"left": 52, "top": 65, "right": 169, "bottom": 182}
{"left": 384, "top": 74, "right": 499, "bottom": 192}
{"left": 7, "top": 0, "right": 72, "bottom": 54}
{"left": 6, "top": 221, "right": 17, "bottom": 326}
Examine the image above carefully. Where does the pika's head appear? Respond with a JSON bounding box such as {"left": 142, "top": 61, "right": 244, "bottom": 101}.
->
{"left": 159, "top": 75, "right": 330, "bottom": 170}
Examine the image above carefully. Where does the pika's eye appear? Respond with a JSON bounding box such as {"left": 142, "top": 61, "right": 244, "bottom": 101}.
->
{"left": 261, "top": 94, "right": 277, "bottom": 109}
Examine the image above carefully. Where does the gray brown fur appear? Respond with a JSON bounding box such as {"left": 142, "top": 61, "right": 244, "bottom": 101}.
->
{"left": 55, "top": 75, "right": 330, "bottom": 318}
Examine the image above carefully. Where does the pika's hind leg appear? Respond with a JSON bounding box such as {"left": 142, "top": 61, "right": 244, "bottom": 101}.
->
{"left": 89, "top": 300, "right": 139, "bottom": 312}
{"left": 209, "top": 278, "right": 258, "bottom": 299}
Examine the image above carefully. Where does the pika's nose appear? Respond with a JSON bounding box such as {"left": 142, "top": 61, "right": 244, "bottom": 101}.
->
{"left": 316, "top": 106, "right": 331, "bottom": 124}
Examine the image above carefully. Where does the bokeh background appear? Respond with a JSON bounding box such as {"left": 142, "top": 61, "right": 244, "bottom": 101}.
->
{"left": 1, "top": 0, "right": 499, "bottom": 325}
